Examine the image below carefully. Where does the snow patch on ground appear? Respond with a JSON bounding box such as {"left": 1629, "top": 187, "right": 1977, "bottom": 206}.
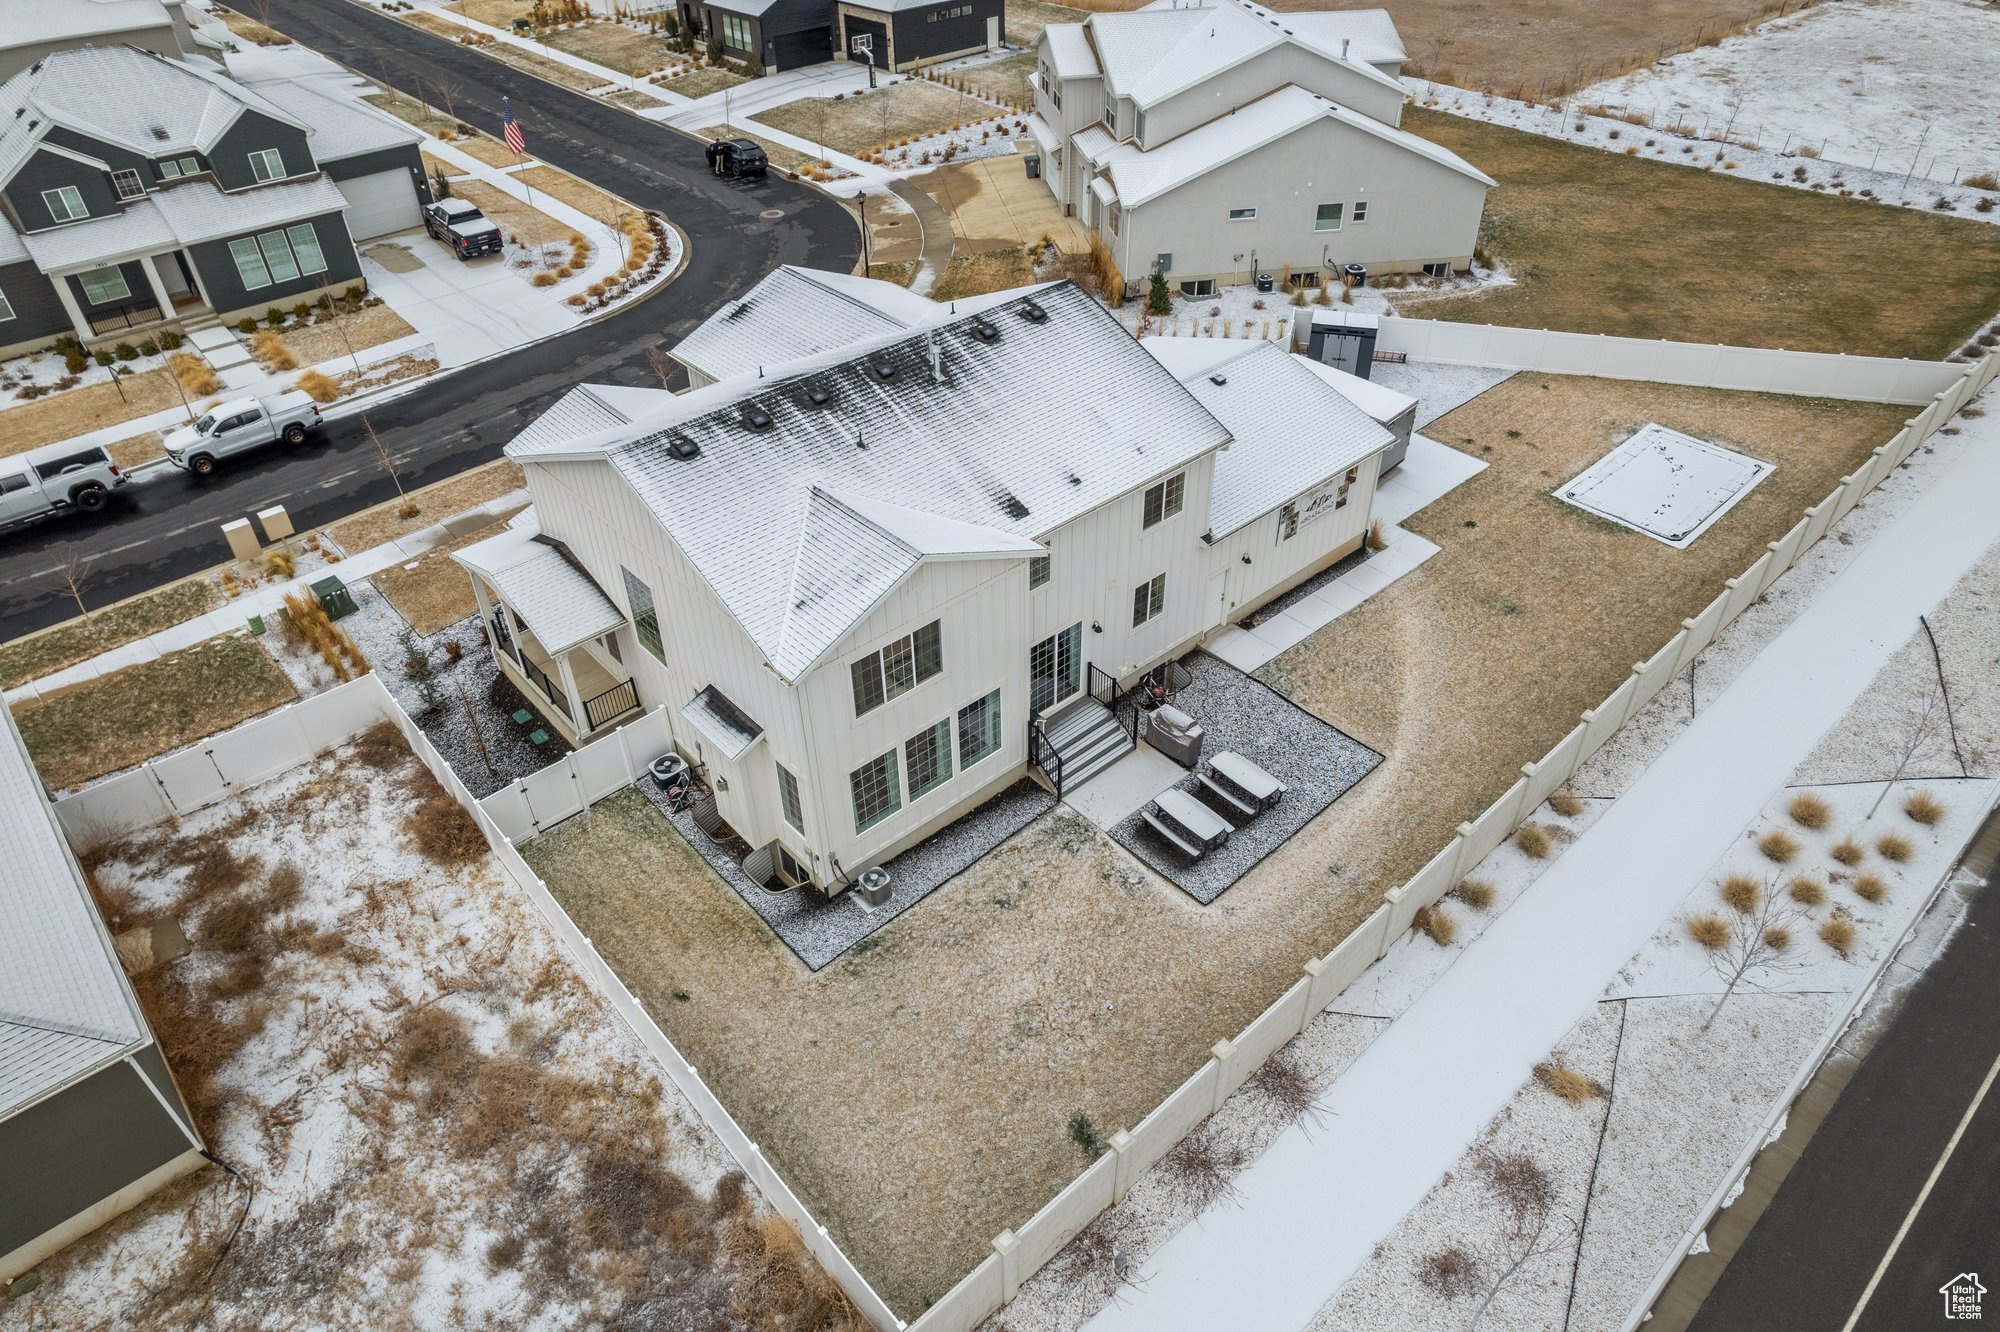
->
{"left": 1555, "top": 423, "right": 1773, "bottom": 549}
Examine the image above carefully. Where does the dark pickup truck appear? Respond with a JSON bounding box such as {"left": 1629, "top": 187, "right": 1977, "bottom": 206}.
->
{"left": 705, "top": 138, "right": 768, "bottom": 179}
{"left": 423, "top": 197, "right": 504, "bottom": 260}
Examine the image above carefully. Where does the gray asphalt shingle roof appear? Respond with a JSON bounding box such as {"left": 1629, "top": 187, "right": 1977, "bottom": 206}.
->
{"left": 453, "top": 518, "right": 627, "bottom": 654}
{"left": 669, "top": 266, "right": 937, "bottom": 384}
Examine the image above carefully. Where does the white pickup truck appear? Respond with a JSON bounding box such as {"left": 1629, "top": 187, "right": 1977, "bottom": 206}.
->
{"left": 164, "top": 392, "right": 323, "bottom": 475}
{"left": 0, "top": 444, "right": 128, "bottom": 531}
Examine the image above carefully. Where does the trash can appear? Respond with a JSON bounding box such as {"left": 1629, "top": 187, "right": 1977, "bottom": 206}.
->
{"left": 1146, "top": 704, "right": 1204, "bottom": 768}
{"left": 1255, "top": 272, "right": 1275, "bottom": 293}
{"left": 1344, "top": 263, "right": 1369, "bottom": 288}
{"left": 310, "top": 575, "right": 356, "bottom": 621}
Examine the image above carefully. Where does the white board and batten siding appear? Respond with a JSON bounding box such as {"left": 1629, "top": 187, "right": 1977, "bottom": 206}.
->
{"left": 1205, "top": 455, "right": 1380, "bottom": 621}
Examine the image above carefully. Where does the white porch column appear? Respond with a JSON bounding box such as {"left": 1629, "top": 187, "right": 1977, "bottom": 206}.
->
{"left": 555, "top": 652, "right": 586, "bottom": 735}
{"left": 50, "top": 276, "right": 92, "bottom": 341}
{"left": 137, "top": 253, "right": 175, "bottom": 320}
{"left": 469, "top": 578, "right": 499, "bottom": 656}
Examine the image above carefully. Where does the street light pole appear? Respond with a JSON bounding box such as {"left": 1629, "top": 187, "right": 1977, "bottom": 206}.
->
{"left": 856, "top": 192, "right": 871, "bottom": 274}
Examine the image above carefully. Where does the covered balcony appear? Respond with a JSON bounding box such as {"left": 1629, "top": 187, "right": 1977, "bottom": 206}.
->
{"left": 452, "top": 520, "right": 645, "bottom": 746}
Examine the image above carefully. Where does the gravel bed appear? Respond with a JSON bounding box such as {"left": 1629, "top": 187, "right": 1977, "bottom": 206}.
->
{"left": 640, "top": 773, "right": 1055, "bottom": 971}
{"left": 1238, "top": 542, "right": 1375, "bottom": 628}
{"left": 1109, "top": 652, "right": 1383, "bottom": 904}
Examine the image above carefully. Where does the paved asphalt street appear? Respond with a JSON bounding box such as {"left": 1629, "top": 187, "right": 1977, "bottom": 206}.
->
{"left": 0, "top": 0, "right": 857, "bottom": 641}
{"left": 1686, "top": 841, "right": 1999, "bottom": 1332}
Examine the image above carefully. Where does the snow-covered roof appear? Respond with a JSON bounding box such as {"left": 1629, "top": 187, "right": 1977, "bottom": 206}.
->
{"left": 1105, "top": 85, "right": 1493, "bottom": 208}
{"left": 452, "top": 521, "right": 627, "bottom": 654}
{"left": 515, "top": 281, "right": 1232, "bottom": 682}
{"left": 19, "top": 173, "right": 350, "bottom": 274}
{"left": 670, "top": 265, "right": 939, "bottom": 384}
{"left": 246, "top": 82, "right": 419, "bottom": 162}
{"left": 1090, "top": 0, "right": 1405, "bottom": 109}
{"left": 0, "top": 45, "right": 308, "bottom": 188}
{"left": 19, "top": 198, "right": 177, "bottom": 270}
{"left": 1295, "top": 356, "right": 1416, "bottom": 426}
{"left": 1042, "top": 23, "right": 1101, "bottom": 79}
{"left": 0, "top": 707, "right": 148, "bottom": 1119}
{"left": 1072, "top": 123, "right": 1119, "bottom": 166}
{"left": 507, "top": 383, "right": 678, "bottom": 459}
{"left": 1, "top": 0, "right": 178, "bottom": 53}
{"left": 1141, "top": 338, "right": 1394, "bottom": 536}
{"left": 681, "top": 685, "right": 764, "bottom": 761}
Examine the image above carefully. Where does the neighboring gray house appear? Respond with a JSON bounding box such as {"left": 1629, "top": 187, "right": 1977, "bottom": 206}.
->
{"left": 0, "top": 0, "right": 223, "bottom": 83}
{"left": 1028, "top": 0, "right": 1493, "bottom": 293}
{"left": 680, "top": 0, "right": 1003, "bottom": 73}
{"left": 0, "top": 704, "right": 203, "bottom": 1286}
{"left": 0, "top": 45, "right": 425, "bottom": 359}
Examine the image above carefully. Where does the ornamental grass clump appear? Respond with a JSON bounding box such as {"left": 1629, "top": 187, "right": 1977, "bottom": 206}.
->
{"left": 1787, "top": 876, "right": 1825, "bottom": 907}
{"left": 1876, "top": 832, "right": 1914, "bottom": 862}
{"left": 1787, "top": 791, "right": 1832, "bottom": 829}
{"left": 1757, "top": 829, "right": 1800, "bottom": 863}
{"left": 1904, "top": 790, "right": 1945, "bottom": 826}
{"left": 1830, "top": 837, "right": 1865, "bottom": 866}
{"left": 1851, "top": 872, "right": 1887, "bottom": 903}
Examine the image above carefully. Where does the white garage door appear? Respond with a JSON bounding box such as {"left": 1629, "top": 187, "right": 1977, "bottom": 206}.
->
{"left": 336, "top": 167, "right": 422, "bottom": 240}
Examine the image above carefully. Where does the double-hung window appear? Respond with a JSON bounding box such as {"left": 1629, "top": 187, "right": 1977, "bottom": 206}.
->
{"left": 904, "top": 718, "right": 953, "bottom": 801}
{"left": 621, "top": 567, "right": 664, "bottom": 662}
{"left": 158, "top": 156, "right": 202, "bottom": 179}
{"left": 76, "top": 266, "right": 131, "bottom": 306}
{"left": 1351, "top": 200, "right": 1369, "bottom": 223}
{"left": 850, "top": 749, "right": 901, "bottom": 833}
{"left": 248, "top": 148, "right": 287, "bottom": 182}
{"left": 259, "top": 230, "right": 302, "bottom": 284}
{"left": 850, "top": 620, "right": 943, "bottom": 717}
{"left": 957, "top": 689, "right": 1001, "bottom": 767}
{"left": 1132, "top": 573, "right": 1166, "bottom": 627}
{"left": 777, "top": 763, "right": 804, "bottom": 833}
{"left": 1142, "top": 473, "right": 1184, "bottom": 528}
{"left": 1028, "top": 554, "right": 1050, "bottom": 589}
{"left": 1315, "top": 202, "right": 1344, "bottom": 232}
{"left": 42, "top": 186, "right": 86, "bottom": 223}
{"left": 111, "top": 170, "right": 146, "bottom": 200}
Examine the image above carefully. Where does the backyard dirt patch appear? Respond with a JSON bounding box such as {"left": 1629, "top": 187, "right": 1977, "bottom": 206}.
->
{"left": 660, "top": 65, "right": 753, "bottom": 99}
{"left": 961, "top": 52, "right": 1038, "bottom": 109}
{"left": 371, "top": 510, "right": 526, "bottom": 636}
{"left": 515, "top": 166, "right": 639, "bottom": 226}
{"left": 543, "top": 20, "right": 679, "bottom": 74}
{"left": 13, "top": 634, "right": 296, "bottom": 790}
{"left": 0, "top": 368, "right": 189, "bottom": 459}
{"left": 1004, "top": 0, "right": 1088, "bottom": 48}
{"left": 931, "top": 244, "right": 1038, "bottom": 300}
{"left": 756, "top": 80, "right": 1000, "bottom": 157}
{"left": 1389, "top": 109, "right": 2000, "bottom": 359}
{"left": 328, "top": 458, "right": 526, "bottom": 554}
{"left": 0, "top": 576, "right": 219, "bottom": 689}
{"left": 17, "top": 731, "right": 863, "bottom": 1330}
{"left": 526, "top": 376, "right": 1905, "bottom": 1318}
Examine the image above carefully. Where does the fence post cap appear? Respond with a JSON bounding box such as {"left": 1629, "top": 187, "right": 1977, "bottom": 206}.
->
{"left": 1632, "top": 662, "right": 1648, "bottom": 675}
{"left": 1110, "top": 1127, "right": 1133, "bottom": 1150}
{"left": 1456, "top": 821, "right": 1476, "bottom": 837}
{"left": 1211, "top": 1037, "right": 1235, "bottom": 1060}
{"left": 1521, "top": 759, "right": 1540, "bottom": 777}
{"left": 1682, "top": 618, "right": 1700, "bottom": 629}
{"left": 993, "top": 1229, "right": 1019, "bottom": 1253}
{"left": 1303, "top": 956, "right": 1328, "bottom": 978}
{"left": 1581, "top": 707, "right": 1600, "bottom": 723}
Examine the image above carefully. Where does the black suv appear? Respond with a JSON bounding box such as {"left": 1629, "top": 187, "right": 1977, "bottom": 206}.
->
{"left": 705, "top": 138, "right": 768, "bottom": 179}
{"left": 423, "top": 197, "right": 504, "bottom": 260}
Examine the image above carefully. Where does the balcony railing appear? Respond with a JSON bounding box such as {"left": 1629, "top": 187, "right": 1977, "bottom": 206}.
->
{"left": 518, "top": 655, "right": 572, "bottom": 721}
{"left": 582, "top": 678, "right": 639, "bottom": 731}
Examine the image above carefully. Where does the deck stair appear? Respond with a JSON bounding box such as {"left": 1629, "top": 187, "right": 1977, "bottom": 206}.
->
{"left": 1039, "top": 697, "right": 1134, "bottom": 793}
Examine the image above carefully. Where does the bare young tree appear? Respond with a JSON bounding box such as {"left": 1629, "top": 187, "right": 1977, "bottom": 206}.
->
{"left": 1417, "top": 1152, "right": 1577, "bottom": 1329}
{"left": 318, "top": 280, "right": 360, "bottom": 375}
{"left": 46, "top": 542, "right": 94, "bottom": 616}
{"left": 1692, "top": 877, "right": 1806, "bottom": 1031}
{"left": 1868, "top": 676, "right": 1947, "bottom": 817}
{"left": 361, "top": 414, "right": 412, "bottom": 511}
{"left": 642, "top": 343, "right": 678, "bottom": 389}
{"left": 430, "top": 71, "right": 465, "bottom": 124}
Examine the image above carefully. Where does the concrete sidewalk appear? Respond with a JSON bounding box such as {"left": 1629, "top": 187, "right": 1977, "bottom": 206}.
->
{"left": 1086, "top": 404, "right": 2000, "bottom": 1332}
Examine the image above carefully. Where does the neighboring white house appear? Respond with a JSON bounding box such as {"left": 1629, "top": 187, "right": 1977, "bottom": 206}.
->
{"left": 456, "top": 275, "right": 1395, "bottom": 893}
{"left": 1027, "top": 0, "right": 1493, "bottom": 294}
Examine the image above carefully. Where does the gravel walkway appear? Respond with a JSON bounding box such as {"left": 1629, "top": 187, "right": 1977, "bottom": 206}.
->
{"left": 1109, "top": 652, "right": 1383, "bottom": 904}
{"left": 641, "top": 773, "right": 1055, "bottom": 970}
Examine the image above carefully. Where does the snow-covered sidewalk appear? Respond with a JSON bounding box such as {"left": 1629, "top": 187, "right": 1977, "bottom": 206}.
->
{"left": 1085, "top": 401, "right": 2000, "bottom": 1331}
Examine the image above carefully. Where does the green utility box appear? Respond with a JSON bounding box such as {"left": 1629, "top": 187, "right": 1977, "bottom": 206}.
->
{"left": 311, "top": 575, "right": 357, "bottom": 621}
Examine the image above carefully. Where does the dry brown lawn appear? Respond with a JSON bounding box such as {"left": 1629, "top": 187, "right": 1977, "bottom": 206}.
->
{"left": 328, "top": 458, "right": 526, "bottom": 554}
{"left": 1004, "top": 0, "right": 1088, "bottom": 47}
{"left": 515, "top": 166, "right": 638, "bottom": 226}
{"left": 274, "top": 305, "right": 419, "bottom": 372}
{"left": 697, "top": 126, "right": 818, "bottom": 173}
{"left": 484, "top": 39, "right": 616, "bottom": 93}
{"left": 216, "top": 9, "right": 290, "bottom": 46}
{"left": 372, "top": 509, "right": 526, "bottom": 635}
{"left": 14, "top": 635, "right": 295, "bottom": 790}
{"left": 932, "top": 244, "right": 1037, "bottom": 300}
{"left": 454, "top": 136, "right": 531, "bottom": 168}
{"left": 961, "top": 52, "right": 1037, "bottom": 109}
{"left": 0, "top": 576, "right": 219, "bottom": 689}
{"left": 603, "top": 87, "right": 666, "bottom": 111}
{"left": 0, "top": 369, "right": 189, "bottom": 459}
{"left": 528, "top": 376, "right": 1904, "bottom": 1317}
{"left": 756, "top": 80, "right": 998, "bottom": 156}
{"left": 447, "top": 0, "right": 535, "bottom": 25}
{"left": 543, "top": 21, "right": 679, "bottom": 74}
{"left": 363, "top": 92, "right": 464, "bottom": 139}
{"left": 108, "top": 431, "right": 165, "bottom": 470}
{"left": 451, "top": 180, "right": 575, "bottom": 251}
{"left": 1058, "top": 0, "right": 1801, "bottom": 96}
{"left": 1390, "top": 110, "right": 2000, "bottom": 359}
{"left": 662, "top": 65, "right": 754, "bottom": 99}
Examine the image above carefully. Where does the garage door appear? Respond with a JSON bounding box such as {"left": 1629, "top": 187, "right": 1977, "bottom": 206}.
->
{"left": 335, "top": 168, "right": 423, "bottom": 241}
{"left": 771, "top": 25, "right": 830, "bottom": 70}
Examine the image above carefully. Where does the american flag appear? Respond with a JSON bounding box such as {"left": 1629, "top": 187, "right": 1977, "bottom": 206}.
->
{"left": 501, "top": 98, "right": 525, "bottom": 155}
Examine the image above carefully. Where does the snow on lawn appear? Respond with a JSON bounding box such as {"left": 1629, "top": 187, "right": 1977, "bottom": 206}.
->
{"left": 0, "top": 344, "right": 177, "bottom": 415}
{"left": 1411, "top": 80, "right": 2000, "bottom": 221}
{"left": 1573, "top": 0, "right": 2000, "bottom": 181}
{"left": 1112, "top": 266, "right": 1515, "bottom": 345}
{"left": 1555, "top": 423, "right": 1772, "bottom": 549}
{"left": 875, "top": 114, "right": 1031, "bottom": 175}
{"left": 13, "top": 730, "right": 858, "bottom": 1330}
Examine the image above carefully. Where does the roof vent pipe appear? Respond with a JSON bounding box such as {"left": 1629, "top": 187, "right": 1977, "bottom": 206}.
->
{"left": 1341, "top": 37, "right": 1350, "bottom": 59}
{"left": 926, "top": 332, "right": 942, "bottom": 383}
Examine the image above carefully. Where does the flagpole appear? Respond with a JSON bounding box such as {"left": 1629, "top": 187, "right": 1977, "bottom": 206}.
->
{"left": 504, "top": 98, "right": 546, "bottom": 269}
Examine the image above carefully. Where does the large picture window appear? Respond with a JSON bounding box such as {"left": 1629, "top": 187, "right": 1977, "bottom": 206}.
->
{"left": 905, "top": 718, "right": 953, "bottom": 801}
{"left": 621, "top": 567, "right": 664, "bottom": 662}
{"left": 851, "top": 620, "right": 942, "bottom": 717}
{"left": 958, "top": 690, "right": 1001, "bottom": 768}
{"left": 850, "top": 749, "right": 901, "bottom": 833}
{"left": 720, "top": 12, "right": 754, "bottom": 50}
{"left": 76, "top": 266, "right": 131, "bottom": 305}
{"left": 226, "top": 224, "right": 329, "bottom": 291}
{"left": 1315, "top": 202, "right": 1345, "bottom": 232}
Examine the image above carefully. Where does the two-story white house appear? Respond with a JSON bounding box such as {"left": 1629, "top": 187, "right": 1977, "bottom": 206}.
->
{"left": 1028, "top": 0, "right": 1493, "bottom": 295}
{"left": 455, "top": 275, "right": 1397, "bottom": 893}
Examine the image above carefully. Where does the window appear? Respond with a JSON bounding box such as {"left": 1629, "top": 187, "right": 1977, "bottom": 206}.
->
{"left": 1028, "top": 623, "right": 1079, "bottom": 713}
{"left": 76, "top": 266, "right": 131, "bottom": 305}
{"left": 158, "top": 156, "right": 201, "bottom": 179}
{"left": 0, "top": 473, "right": 28, "bottom": 494}
{"left": 1351, "top": 200, "right": 1369, "bottom": 223}
{"left": 228, "top": 236, "right": 271, "bottom": 289}
{"left": 602, "top": 630, "right": 622, "bottom": 664}
{"left": 1103, "top": 92, "right": 1117, "bottom": 134}
{"left": 111, "top": 169, "right": 145, "bottom": 200}
{"left": 0, "top": 289, "right": 13, "bottom": 322}
{"left": 1423, "top": 261, "right": 1451, "bottom": 278}
{"left": 850, "top": 621, "right": 942, "bottom": 717}
{"left": 42, "top": 186, "right": 86, "bottom": 223}
{"left": 850, "top": 749, "right": 901, "bottom": 833}
{"left": 1177, "top": 278, "right": 1215, "bottom": 298}
{"left": 719, "top": 13, "right": 753, "bottom": 50}
{"left": 621, "top": 567, "right": 665, "bottom": 662}
{"left": 1142, "top": 473, "right": 1185, "bottom": 528}
{"left": 248, "top": 148, "right": 286, "bottom": 182}
{"left": 286, "top": 224, "right": 328, "bottom": 276}
{"left": 1029, "top": 555, "right": 1050, "bottom": 589}
{"left": 1132, "top": 573, "right": 1166, "bottom": 627}
{"left": 258, "top": 230, "right": 302, "bottom": 283}
{"left": 1227, "top": 207, "right": 1257, "bottom": 221}
{"left": 777, "top": 763, "right": 804, "bottom": 832}
{"left": 958, "top": 689, "right": 1001, "bottom": 767}
{"left": 905, "top": 719, "right": 953, "bottom": 801}
{"left": 1315, "top": 202, "right": 1344, "bottom": 232}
